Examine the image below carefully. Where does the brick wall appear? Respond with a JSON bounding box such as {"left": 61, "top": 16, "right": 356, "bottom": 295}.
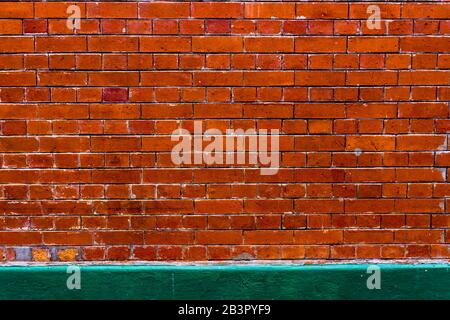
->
{"left": 0, "top": 1, "right": 448, "bottom": 262}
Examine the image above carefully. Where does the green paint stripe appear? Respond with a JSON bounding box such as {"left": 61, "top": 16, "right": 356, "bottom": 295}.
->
{"left": 0, "top": 264, "right": 448, "bottom": 300}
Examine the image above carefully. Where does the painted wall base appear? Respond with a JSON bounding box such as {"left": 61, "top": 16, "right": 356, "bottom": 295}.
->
{"left": 0, "top": 264, "right": 448, "bottom": 300}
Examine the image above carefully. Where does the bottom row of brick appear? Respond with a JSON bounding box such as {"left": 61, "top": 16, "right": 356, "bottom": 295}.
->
{"left": 1, "top": 244, "right": 450, "bottom": 262}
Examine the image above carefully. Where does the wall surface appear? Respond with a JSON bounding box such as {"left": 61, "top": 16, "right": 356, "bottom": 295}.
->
{"left": 0, "top": 1, "right": 449, "bottom": 263}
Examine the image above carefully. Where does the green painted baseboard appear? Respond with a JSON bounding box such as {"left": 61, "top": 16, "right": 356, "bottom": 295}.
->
{"left": 0, "top": 264, "right": 448, "bottom": 300}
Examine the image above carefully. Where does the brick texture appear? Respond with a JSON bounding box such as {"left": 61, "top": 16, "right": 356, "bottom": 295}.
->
{"left": 0, "top": 1, "right": 449, "bottom": 262}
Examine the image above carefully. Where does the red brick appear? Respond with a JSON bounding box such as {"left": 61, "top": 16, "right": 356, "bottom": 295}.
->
{"left": 87, "top": 3, "right": 136, "bottom": 18}
{"left": 0, "top": 1, "right": 446, "bottom": 263}
{"left": 348, "top": 37, "right": 399, "bottom": 53}
{"left": 192, "top": 3, "right": 242, "bottom": 18}
{"left": 245, "top": 3, "right": 295, "bottom": 19}
{"left": 192, "top": 36, "right": 243, "bottom": 53}
{"left": 102, "top": 88, "right": 128, "bottom": 102}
